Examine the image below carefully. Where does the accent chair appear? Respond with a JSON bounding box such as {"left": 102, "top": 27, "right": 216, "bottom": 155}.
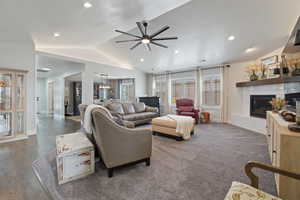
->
{"left": 176, "top": 98, "right": 199, "bottom": 123}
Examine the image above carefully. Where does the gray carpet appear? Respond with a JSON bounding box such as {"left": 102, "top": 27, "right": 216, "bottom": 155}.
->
{"left": 32, "top": 123, "right": 276, "bottom": 200}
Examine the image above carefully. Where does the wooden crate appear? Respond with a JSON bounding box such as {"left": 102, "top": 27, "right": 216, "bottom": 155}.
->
{"left": 56, "top": 132, "right": 95, "bottom": 185}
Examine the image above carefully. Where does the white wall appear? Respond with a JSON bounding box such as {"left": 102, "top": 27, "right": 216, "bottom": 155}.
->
{"left": 37, "top": 78, "right": 47, "bottom": 114}
{"left": 0, "top": 41, "right": 36, "bottom": 135}
{"left": 47, "top": 70, "right": 84, "bottom": 118}
{"left": 82, "top": 62, "right": 147, "bottom": 104}
{"left": 227, "top": 48, "right": 284, "bottom": 134}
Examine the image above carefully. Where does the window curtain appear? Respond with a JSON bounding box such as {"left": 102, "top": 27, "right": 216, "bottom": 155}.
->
{"left": 151, "top": 66, "right": 228, "bottom": 122}
{"left": 153, "top": 73, "right": 170, "bottom": 115}
{"left": 200, "top": 67, "right": 222, "bottom": 122}
{"left": 120, "top": 79, "right": 135, "bottom": 102}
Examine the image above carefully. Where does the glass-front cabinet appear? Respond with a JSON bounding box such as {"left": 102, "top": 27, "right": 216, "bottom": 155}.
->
{"left": 0, "top": 70, "right": 26, "bottom": 141}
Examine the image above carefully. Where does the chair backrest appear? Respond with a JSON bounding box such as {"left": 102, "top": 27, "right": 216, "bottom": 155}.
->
{"left": 176, "top": 98, "right": 194, "bottom": 108}
{"left": 91, "top": 107, "right": 124, "bottom": 166}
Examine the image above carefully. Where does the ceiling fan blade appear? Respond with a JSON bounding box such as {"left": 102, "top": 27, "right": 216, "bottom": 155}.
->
{"left": 115, "top": 39, "right": 141, "bottom": 43}
{"left": 152, "top": 37, "right": 178, "bottom": 41}
{"left": 115, "top": 30, "right": 142, "bottom": 39}
{"left": 136, "top": 22, "right": 145, "bottom": 36}
{"left": 146, "top": 43, "right": 151, "bottom": 51}
{"left": 150, "top": 26, "right": 170, "bottom": 38}
{"left": 130, "top": 41, "right": 142, "bottom": 50}
{"left": 150, "top": 41, "right": 168, "bottom": 48}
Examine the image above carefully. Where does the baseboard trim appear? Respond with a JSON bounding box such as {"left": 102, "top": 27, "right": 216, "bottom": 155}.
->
{"left": 0, "top": 135, "right": 28, "bottom": 144}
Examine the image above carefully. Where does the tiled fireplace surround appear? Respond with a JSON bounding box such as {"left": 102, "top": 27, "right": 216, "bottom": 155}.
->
{"left": 230, "top": 82, "right": 300, "bottom": 134}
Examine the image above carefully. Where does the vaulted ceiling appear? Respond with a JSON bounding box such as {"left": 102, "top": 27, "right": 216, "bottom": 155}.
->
{"left": 1, "top": 0, "right": 300, "bottom": 72}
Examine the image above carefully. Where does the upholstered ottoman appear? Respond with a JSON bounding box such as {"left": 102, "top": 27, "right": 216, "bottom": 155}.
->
{"left": 152, "top": 115, "right": 195, "bottom": 141}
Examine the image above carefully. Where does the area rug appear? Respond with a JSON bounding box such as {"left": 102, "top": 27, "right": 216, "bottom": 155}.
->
{"left": 32, "top": 124, "right": 276, "bottom": 200}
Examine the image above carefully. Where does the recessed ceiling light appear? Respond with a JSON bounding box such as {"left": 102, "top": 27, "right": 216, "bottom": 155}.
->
{"left": 140, "top": 58, "right": 144, "bottom": 62}
{"left": 174, "top": 50, "right": 179, "bottom": 54}
{"left": 38, "top": 67, "right": 52, "bottom": 72}
{"left": 83, "top": 2, "right": 93, "bottom": 8}
{"left": 228, "top": 35, "right": 235, "bottom": 41}
{"left": 53, "top": 32, "right": 60, "bottom": 37}
{"left": 245, "top": 47, "right": 256, "bottom": 53}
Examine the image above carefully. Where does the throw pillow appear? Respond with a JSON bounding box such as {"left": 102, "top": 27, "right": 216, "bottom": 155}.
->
{"left": 133, "top": 102, "right": 146, "bottom": 113}
{"left": 106, "top": 103, "right": 125, "bottom": 115}
{"left": 122, "top": 103, "right": 136, "bottom": 114}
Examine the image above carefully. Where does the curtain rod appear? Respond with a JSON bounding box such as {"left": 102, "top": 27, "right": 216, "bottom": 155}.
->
{"left": 152, "top": 65, "right": 227, "bottom": 76}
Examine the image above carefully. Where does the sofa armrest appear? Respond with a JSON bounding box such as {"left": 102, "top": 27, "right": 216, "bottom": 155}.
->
{"left": 145, "top": 106, "right": 159, "bottom": 113}
{"left": 176, "top": 109, "right": 183, "bottom": 114}
{"left": 110, "top": 111, "right": 123, "bottom": 118}
{"left": 193, "top": 109, "right": 200, "bottom": 113}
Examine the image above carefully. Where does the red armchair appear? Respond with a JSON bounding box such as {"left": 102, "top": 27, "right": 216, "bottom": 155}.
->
{"left": 176, "top": 99, "right": 199, "bottom": 123}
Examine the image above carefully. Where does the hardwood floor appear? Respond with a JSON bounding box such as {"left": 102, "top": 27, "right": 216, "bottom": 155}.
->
{"left": 0, "top": 114, "right": 80, "bottom": 200}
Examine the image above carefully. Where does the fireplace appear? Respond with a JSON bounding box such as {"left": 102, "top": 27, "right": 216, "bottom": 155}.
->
{"left": 250, "top": 95, "right": 275, "bottom": 118}
{"left": 285, "top": 92, "right": 300, "bottom": 107}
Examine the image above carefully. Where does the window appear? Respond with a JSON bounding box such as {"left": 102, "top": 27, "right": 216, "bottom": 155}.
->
{"left": 171, "top": 79, "right": 195, "bottom": 104}
{"left": 202, "top": 75, "right": 220, "bottom": 106}
{"left": 120, "top": 79, "right": 135, "bottom": 102}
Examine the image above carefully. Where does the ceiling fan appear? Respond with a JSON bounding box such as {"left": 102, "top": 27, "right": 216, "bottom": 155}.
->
{"left": 115, "top": 21, "right": 178, "bottom": 51}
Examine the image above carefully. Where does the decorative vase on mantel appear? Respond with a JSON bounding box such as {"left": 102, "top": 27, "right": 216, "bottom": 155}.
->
{"left": 250, "top": 72, "right": 258, "bottom": 81}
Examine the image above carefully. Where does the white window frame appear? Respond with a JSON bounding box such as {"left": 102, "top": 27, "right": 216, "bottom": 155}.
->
{"left": 201, "top": 74, "right": 221, "bottom": 109}
{"left": 171, "top": 77, "right": 197, "bottom": 106}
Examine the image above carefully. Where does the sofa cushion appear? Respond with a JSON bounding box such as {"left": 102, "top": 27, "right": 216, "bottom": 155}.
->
{"left": 133, "top": 102, "right": 146, "bottom": 113}
{"left": 224, "top": 182, "right": 281, "bottom": 200}
{"left": 122, "top": 103, "right": 136, "bottom": 114}
{"left": 113, "top": 117, "right": 135, "bottom": 128}
{"left": 106, "top": 103, "right": 125, "bottom": 115}
{"left": 180, "top": 112, "right": 195, "bottom": 116}
{"left": 178, "top": 106, "right": 193, "bottom": 112}
{"left": 122, "top": 112, "right": 158, "bottom": 121}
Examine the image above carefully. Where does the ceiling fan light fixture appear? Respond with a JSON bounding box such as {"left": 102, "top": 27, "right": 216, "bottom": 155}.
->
{"left": 142, "top": 38, "right": 150, "bottom": 44}
{"left": 115, "top": 21, "right": 177, "bottom": 51}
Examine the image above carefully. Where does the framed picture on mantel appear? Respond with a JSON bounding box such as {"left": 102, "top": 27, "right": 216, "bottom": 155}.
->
{"left": 261, "top": 55, "right": 279, "bottom": 79}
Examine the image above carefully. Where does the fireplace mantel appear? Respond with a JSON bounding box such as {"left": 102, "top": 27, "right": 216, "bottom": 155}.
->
{"left": 236, "top": 75, "right": 300, "bottom": 87}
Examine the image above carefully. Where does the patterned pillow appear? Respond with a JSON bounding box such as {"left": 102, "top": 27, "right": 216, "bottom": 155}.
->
{"left": 133, "top": 102, "right": 146, "bottom": 113}
{"left": 224, "top": 182, "right": 281, "bottom": 200}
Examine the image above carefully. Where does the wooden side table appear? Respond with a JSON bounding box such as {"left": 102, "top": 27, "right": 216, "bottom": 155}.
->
{"left": 56, "top": 132, "right": 95, "bottom": 185}
{"left": 200, "top": 112, "right": 210, "bottom": 123}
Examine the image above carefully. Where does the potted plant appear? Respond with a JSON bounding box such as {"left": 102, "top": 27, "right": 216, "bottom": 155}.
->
{"left": 269, "top": 97, "right": 288, "bottom": 113}
{"left": 287, "top": 58, "right": 300, "bottom": 76}
{"left": 246, "top": 64, "right": 258, "bottom": 81}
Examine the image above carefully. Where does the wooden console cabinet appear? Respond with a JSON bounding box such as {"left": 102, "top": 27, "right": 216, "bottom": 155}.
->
{"left": 266, "top": 111, "right": 300, "bottom": 200}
